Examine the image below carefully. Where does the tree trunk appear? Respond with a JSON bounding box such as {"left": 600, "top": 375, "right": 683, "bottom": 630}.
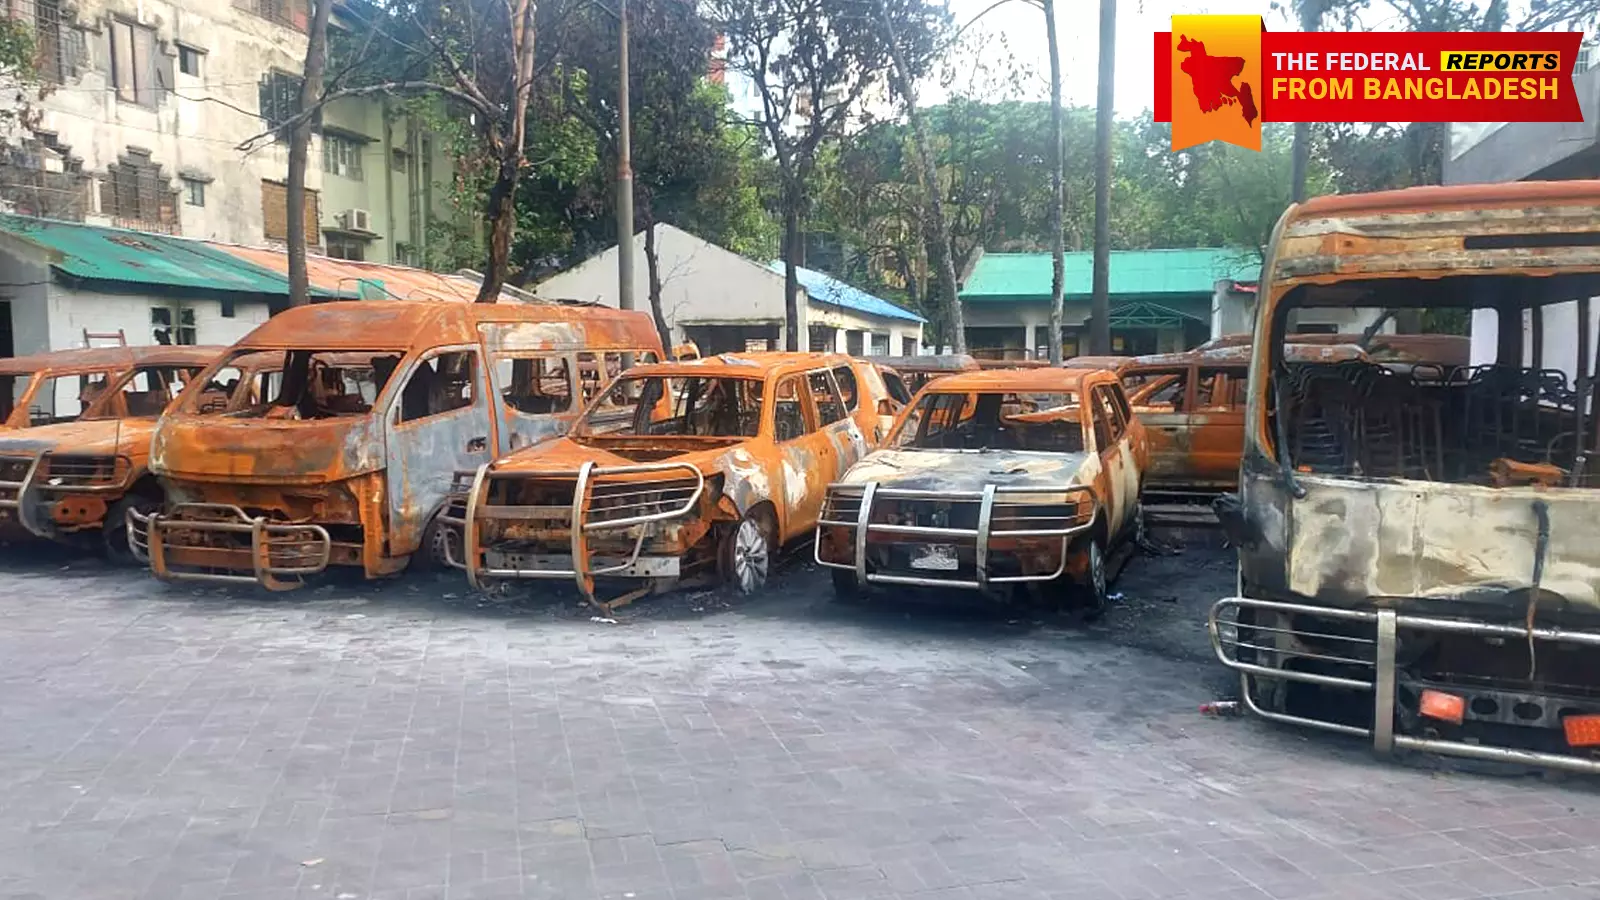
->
{"left": 875, "top": 0, "right": 964, "bottom": 357}
{"left": 1291, "top": 122, "right": 1310, "bottom": 203}
{"left": 476, "top": 160, "right": 518, "bottom": 303}
{"left": 1088, "top": 0, "right": 1115, "bottom": 355}
{"left": 474, "top": 0, "right": 537, "bottom": 303}
{"left": 286, "top": 0, "right": 332, "bottom": 309}
{"left": 642, "top": 215, "right": 673, "bottom": 355}
{"left": 782, "top": 182, "right": 802, "bottom": 351}
{"left": 1043, "top": 0, "right": 1064, "bottom": 363}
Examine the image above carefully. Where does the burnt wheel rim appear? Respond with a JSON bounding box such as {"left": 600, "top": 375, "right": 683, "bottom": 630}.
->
{"left": 1089, "top": 541, "right": 1106, "bottom": 604}
{"left": 732, "top": 517, "right": 768, "bottom": 592}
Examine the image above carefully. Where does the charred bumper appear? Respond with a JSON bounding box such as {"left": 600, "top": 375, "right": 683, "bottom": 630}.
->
{"left": 815, "top": 482, "right": 1097, "bottom": 591}
{"left": 129, "top": 503, "right": 332, "bottom": 591}
{"left": 1209, "top": 596, "right": 1600, "bottom": 775}
{"left": 0, "top": 453, "right": 132, "bottom": 539}
{"left": 447, "top": 461, "right": 706, "bottom": 596}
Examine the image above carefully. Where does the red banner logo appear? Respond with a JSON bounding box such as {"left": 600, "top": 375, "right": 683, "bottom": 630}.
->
{"left": 1154, "top": 17, "right": 1585, "bottom": 151}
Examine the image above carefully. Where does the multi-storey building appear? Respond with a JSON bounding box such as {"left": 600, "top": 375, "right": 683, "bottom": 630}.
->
{"left": 0, "top": 0, "right": 456, "bottom": 264}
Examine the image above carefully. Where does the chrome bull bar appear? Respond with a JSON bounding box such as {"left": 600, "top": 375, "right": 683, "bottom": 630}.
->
{"left": 452, "top": 460, "right": 705, "bottom": 595}
{"left": 816, "top": 483, "right": 1098, "bottom": 590}
{"left": 129, "top": 502, "right": 333, "bottom": 592}
{"left": 0, "top": 452, "right": 132, "bottom": 538}
{"left": 1209, "top": 596, "right": 1600, "bottom": 775}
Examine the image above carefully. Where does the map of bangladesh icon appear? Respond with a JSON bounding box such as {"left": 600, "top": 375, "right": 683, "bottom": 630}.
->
{"left": 1177, "top": 35, "right": 1259, "bottom": 126}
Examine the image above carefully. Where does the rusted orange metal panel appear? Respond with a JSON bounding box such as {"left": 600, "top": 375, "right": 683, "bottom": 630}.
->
{"left": 457, "top": 352, "right": 897, "bottom": 608}
{"left": 815, "top": 367, "right": 1149, "bottom": 604}
{"left": 135, "top": 301, "right": 664, "bottom": 589}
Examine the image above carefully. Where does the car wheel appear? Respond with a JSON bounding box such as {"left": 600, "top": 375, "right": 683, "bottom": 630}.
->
{"left": 1080, "top": 536, "right": 1110, "bottom": 620}
{"left": 830, "top": 568, "right": 861, "bottom": 602}
{"left": 719, "top": 510, "right": 772, "bottom": 594}
{"left": 104, "top": 495, "right": 159, "bottom": 565}
{"left": 413, "top": 511, "right": 461, "bottom": 572}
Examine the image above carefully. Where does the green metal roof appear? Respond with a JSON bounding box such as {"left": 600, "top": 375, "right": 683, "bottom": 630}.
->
{"left": 960, "top": 248, "right": 1260, "bottom": 302}
{"left": 0, "top": 214, "right": 321, "bottom": 297}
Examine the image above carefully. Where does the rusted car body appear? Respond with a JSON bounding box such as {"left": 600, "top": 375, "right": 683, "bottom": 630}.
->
{"left": 816, "top": 368, "right": 1149, "bottom": 609}
{"left": 1199, "top": 331, "right": 1471, "bottom": 367}
{"left": 451, "top": 353, "right": 893, "bottom": 608}
{"left": 0, "top": 345, "right": 226, "bottom": 553}
{"left": 864, "top": 354, "right": 980, "bottom": 396}
{"left": 1062, "top": 355, "right": 1135, "bottom": 373}
{"left": 130, "top": 301, "right": 663, "bottom": 590}
{"left": 1124, "top": 343, "right": 1368, "bottom": 499}
{"left": 1209, "top": 180, "right": 1600, "bottom": 773}
{"left": 0, "top": 345, "right": 198, "bottom": 431}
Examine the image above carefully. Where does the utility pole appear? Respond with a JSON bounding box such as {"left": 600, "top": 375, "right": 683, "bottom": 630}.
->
{"left": 1088, "top": 0, "right": 1115, "bottom": 355}
{"left": 616, "top": 0, "right": 635, "bottom": 311}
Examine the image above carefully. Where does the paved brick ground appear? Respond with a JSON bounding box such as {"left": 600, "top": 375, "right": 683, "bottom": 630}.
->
{"left": 1, "top": 552, "right": 1599, "bottom": 900}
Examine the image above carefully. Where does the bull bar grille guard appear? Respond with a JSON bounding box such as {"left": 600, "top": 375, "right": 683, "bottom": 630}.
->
{"left": 443, "top": 460, "right": 705, "bottom": 595}
{"left": 815, "top": 483, "right": 1098, "bottom": 590}
{"left": 1209, "top": 596, "right": 1600, "bottom": 775}
{"left": 0, "top": 452, "right": 132, "bottom": 536}
{"left": 127, "top": 502, "right": 332, "bottom": 592}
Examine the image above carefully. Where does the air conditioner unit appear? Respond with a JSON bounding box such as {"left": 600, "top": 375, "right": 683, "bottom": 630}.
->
{"left": 338, "top": 208, "right": 372, "bottom": 232}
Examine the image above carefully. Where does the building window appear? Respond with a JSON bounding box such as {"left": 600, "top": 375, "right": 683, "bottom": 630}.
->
{"left": 259, "top": 71, "right": 304, "bottom": 132}
{"left": 110, "top": 19, "right": 159, "bottom": 107}
{"left": 261, "top": 179, "right": 319, "bottom": 244}
{"left": 101, "top": 148, "right": 177, "bottom": 229}
{"left": 182, "top": 177, "right": 205, "bottom": 207}
{"left": 321, "top": 134, "right": 364, "bottom": 180}
{"left": 390, "top": 148, "right": 408, "bottom": 173}
{"left": 34, "top": 0, "right": 64, "bottom": 83}
{"left": 151, "top": 307, "right": 197, "bottom": 346}
{"left": 245, "top": 0, "right": 307, "bottom": 31}
{"left": 325, "top": 236, "right": 364, "bottom": 261}
{"left": 177, "top": 44, "right": 203, "bottom": 77}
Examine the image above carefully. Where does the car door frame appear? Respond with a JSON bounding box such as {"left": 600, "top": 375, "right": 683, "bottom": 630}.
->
{"left": 1189, "top": 364, "right": 1247, "bottom": 488}
{"left": 384, "top": 342, "right": 497, "bottom": 555}
{"left": 1088, "top": 381, "right": 1138, "bottom": 536}
{"left": 1122, "top": 363, "right": 1194, "bottom": 489}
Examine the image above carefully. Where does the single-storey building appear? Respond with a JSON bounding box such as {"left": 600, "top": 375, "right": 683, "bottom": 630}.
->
{"left": 535, "top": 224, "right": 924, "bottom": 356}
{"left": 958, "top": 247, "right": 1391, "bottom": 358}
{"left": 0, "top": 214, "right": 532, "bottom": 359}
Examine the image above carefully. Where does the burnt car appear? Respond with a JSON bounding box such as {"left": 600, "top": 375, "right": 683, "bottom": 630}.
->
{"left": 815, "top": 368, "right": 1149, "bottom": 611}
{"left": 0, "top": 345, "right": 227, "bottom": 556}
{"left": 450, "top": 353, "right": 895, "bottom": 608}
{"left": 0, "top": 345, "right": 200, "bottom": 431}
{"left": 1120, "top": 343, "right": 1368, "bottom": 502}
{"left": 864, "top": 354, "right": 980, "bottom": 396}
{"left": 1209, "top": 180, "right": 1600, "bottom": 774}
{"left": 129, "top": 301, "right": 663, "bottom": 590}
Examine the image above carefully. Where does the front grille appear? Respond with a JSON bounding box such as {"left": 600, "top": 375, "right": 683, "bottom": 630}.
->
{"left": 0, "top": 455, "right": 31, "bottom": 484}
{"left": 586, "top": 476, "right": 701, "bottom": 525}
{"left": 40, "top": 455, "right": 127, "bottom": 490}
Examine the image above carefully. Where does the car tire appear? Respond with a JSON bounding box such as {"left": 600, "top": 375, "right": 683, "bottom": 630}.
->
{"left": 718, "top": 508, "right": 773, "bottom": 594}
{"left": 1079, "top": 535, "right": 1110, "bottom": 620}
{"left": 103, "top": 494, "right": 159, "bottom": 565}
{"left": 830, "top": 568, "right": 861, "bottom": 602}
{"left": 413, "top": 511, "right": 460, "bottom": 572}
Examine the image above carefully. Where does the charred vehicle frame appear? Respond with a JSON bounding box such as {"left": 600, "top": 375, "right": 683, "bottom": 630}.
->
{"left": 1210, "top": 181, "right": 1600, "bottom": 774}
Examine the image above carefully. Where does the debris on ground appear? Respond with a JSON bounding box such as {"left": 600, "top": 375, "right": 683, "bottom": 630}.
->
{"left": 590, "top": 616, "right": 619, "bottom": 625}
{"left": 1199, "top": 700, "right": 1241, "bottom": 717}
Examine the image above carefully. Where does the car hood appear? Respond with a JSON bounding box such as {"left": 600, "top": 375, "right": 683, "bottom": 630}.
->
{"left": 839, "top": 448, "right": 1092, "bottom": 493}
{"left": 0, "top": 418, "right": 152, "bottom": 459}
{"left": 487, "top": 435, "right": 739, "bottom": 478}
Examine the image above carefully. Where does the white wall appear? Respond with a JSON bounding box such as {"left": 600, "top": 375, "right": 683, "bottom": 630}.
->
{"left": 537, "top": 224, "right": 792, "bottom": 346}
{"left": 1471, "top": 301, "right": 1600, "bottom": 386}
{"left": 19, "top": 0, "right": 307, "bottom": 246}
{"left": 41, "top": 284, "right": 267, "bottom": 353}
{"left": 808, "top": 304, "right": 923, "bottom": 356}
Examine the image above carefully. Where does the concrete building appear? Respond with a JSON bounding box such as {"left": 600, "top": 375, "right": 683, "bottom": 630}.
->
{"left": 1446, "top": 50, "right": 1600, "bottom": 378}
{"left": 0, "top": 214, "right": 528, "bottom": 358}
{"left": 535, "top": 223, "right": 924, "bottom": 356}
{"left": 0, "top": 0, "right": 456, "bottom": 265}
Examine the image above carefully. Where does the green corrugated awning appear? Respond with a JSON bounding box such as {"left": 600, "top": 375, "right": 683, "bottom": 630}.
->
{"left": 960, "top": 248, "right": 1261, "bottom": 302}
{"left": 0, "top": 214, "right": 323, "bottom": 297}
{"left": 1107, "top": 299, "right": 1210, "bottom": 328}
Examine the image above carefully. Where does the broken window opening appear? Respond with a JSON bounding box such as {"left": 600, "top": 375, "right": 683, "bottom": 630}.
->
{"left": 1270, "top": 275, "right": 1600, "bottom": 488}
{"left": 397, "top": 351, "right": 476, "bottom": 423}
{"left": 575, "top": 375, "right": 763, "bottom": 440}
{"left": 101, "top": 148, "right": 177, "bottom": 229}
{"left": 29, "top": 372, "right": 111, "bottom": 425}
{"left": 88, "top": 364, "right": 201, "bottom": 419}
{"left": 893, "top": 391, "right": 1085, "bottom": 453}
{"left": 494, "top": 355, "right": 570, "bottom": 415}
{"left": 192, "top": 350, "right": 400, "bottom": 420}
